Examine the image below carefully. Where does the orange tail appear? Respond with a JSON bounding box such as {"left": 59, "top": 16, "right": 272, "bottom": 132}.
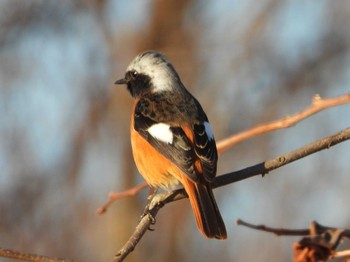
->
{"left": 182, "top": 178, "right": 227, "bottom": 239}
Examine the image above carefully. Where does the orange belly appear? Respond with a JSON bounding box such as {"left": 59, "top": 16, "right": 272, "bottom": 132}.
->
{"left": 131, "top": 128, "right": 182, "bottom": 190}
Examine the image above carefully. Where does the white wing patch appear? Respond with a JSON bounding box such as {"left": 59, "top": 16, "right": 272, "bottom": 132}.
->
{"left": 148, "top": 123, "right": 173, "bottom": 144}
{"left": 204, "top": 121, "right": 214, "bottom": 140}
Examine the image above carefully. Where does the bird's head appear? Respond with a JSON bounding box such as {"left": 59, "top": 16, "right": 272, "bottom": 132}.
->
{"left": 115, "top": 51, "right": 182, "bottom": 98}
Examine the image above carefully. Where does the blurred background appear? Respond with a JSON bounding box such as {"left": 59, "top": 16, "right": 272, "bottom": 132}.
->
{"left": 0, "top": 0, "right": 349, "bottom": 261}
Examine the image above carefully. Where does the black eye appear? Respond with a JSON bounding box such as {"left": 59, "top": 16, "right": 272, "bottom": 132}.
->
{"left": 126, "top": 71, "right": 138, "bottom": 81}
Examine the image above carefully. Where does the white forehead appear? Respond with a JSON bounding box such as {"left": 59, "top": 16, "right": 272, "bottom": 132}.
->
{"left": 126, "top": 51, "right": 179, "bottom": 91}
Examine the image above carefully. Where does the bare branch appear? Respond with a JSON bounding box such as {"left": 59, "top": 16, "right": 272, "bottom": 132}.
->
{"left": 217, "top": 93, "right": 350, "bottom": 154}
{"left": 113, "top": 191, "right": 184, "bottom": 262}
{"left": 236, "top": 219, "right": 310, "bottom": 236}
{"left": 113, "top": 126, "right": 350, "bottom": 261}
{"left": 97, "top": 183, "right": 148, "bottom": 215}
{"left": 0, "top": 247, "right": 75, "bottom": 262}
{"left": 113, "top": 213, "right": 154, "bottom": 262}
{"left": 237, "top": 219, "right": 350, "bottom": 237}
{"left": 213, "top": 127, "right": 350, "bottom": 188}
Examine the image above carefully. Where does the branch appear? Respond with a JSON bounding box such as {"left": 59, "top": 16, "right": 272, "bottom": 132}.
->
{"left": 0, "top": 247, "right": 75, "bottom": 262}
{"left": 96, "top": 183, "right": 148, "bottom": 215}
{"left": 213, "top": 127, "right": 350, "bottom": 187}
{"left": 236, "top": 219, "right": 350, "bottom": 237}
{"left": 236, "top": 219, "right": 310, "bottom": 236}
{"left": 216, "top": 93, "right": 350, "bottom": 154}
{"left": 114, "top": 126, "right": 350, "bottom": 261}
{"left": 113, "top": 192, "right": 185, "bottom": 262}
{"left": 236, "top": 219, "right": 350, "bottom": 262}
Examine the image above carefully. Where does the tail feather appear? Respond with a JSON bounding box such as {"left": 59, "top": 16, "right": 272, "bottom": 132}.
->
{"left": 182, "top": 178, "right": 227, "bottom": 239}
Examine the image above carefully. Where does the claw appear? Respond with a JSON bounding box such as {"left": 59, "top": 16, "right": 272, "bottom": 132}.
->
{"left": 139, "top": 188, "right": 159, "bottom": 230}
{"left": 149, "top": 214, "right": 156, "bottom": 224}
{"left": 147, "top": 213, "right": 156, "bottom": 231}
{"left": 139, "top": 210, "right": 157, "bottom": 231}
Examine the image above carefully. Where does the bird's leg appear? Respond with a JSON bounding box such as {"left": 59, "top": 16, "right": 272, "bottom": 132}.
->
{"left": 140, "top": 187, "right": 158, "bottom": 230}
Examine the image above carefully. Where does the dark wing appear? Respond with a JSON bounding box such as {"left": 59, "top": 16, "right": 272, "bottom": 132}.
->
{"left": 193, "top": 123, "right": 218, "bottom": 182}
{"left": 134, "top": 98, "right": 198, "bottom": 182}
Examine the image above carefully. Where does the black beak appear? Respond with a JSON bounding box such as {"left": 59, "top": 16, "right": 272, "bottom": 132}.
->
{"left": 114, "top": 78, "right": 126, "bottom": 85}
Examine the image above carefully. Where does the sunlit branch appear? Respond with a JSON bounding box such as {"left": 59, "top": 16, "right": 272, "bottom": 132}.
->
{"left": 217, "top": 93, "right": 350, "bottom": 154}
{"left": 97, "top": 183, "right": 148, "bottom": 215}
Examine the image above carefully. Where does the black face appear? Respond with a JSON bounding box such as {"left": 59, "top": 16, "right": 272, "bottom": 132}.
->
{"left": 125, "top": 70, "right": 152, "bottom": 98}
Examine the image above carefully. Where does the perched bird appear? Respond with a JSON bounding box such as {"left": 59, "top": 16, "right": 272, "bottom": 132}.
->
{"left": 115, "top": 51, "right": 227, "bottom": 239}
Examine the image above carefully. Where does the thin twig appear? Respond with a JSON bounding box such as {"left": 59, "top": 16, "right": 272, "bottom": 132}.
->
{"left": 97, "top": 183, "right": 148, "bottom": 215}
{"left": 0, "top": 247, "right": 75, "bottom": 262}
{"left": 217, "top": 93, "right": 350, "bottom": 154}
{"left": 236, "top": 219, "right": 350, "bottom": 237}
{"left": 236, "top": 219, "right": 310, "bottom": 236}
{"left": 113, "top": 213, "right": 156, "bottom": 262}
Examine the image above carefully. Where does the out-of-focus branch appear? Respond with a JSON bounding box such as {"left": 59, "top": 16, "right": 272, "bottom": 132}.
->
{"left": 0, "top": 247, "right": 75, "bottom": 262}
{"left": 237, "top": 219, "right": 350, "bottom": 237}
{"left": 113, "top": 126, "right": 350, "bottom": 262}
{"left": 333, "top": 250, "right": 350, "bottom": 259}
{"left": 237, "top": 219, "right": 350, "bottom": 262}
{"left": 217, "top": 93, "right": 350, "bottom": 154}
{"left": 96, "top": 183, "right": 148, "bottom": 215}
{"left": 236, "top": 219, "right": 310, "bottom": 236}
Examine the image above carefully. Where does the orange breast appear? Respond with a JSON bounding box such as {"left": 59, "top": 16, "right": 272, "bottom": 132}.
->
{"left": 131, "top": 128, "right": 182, "bottom": 189}
{"left": 130, "top": 112, "right": 182, "bottom": 190}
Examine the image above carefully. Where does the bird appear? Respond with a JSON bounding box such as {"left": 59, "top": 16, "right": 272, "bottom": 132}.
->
{"left": 115, "top": 50, "right": 227, "bottom": 239}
